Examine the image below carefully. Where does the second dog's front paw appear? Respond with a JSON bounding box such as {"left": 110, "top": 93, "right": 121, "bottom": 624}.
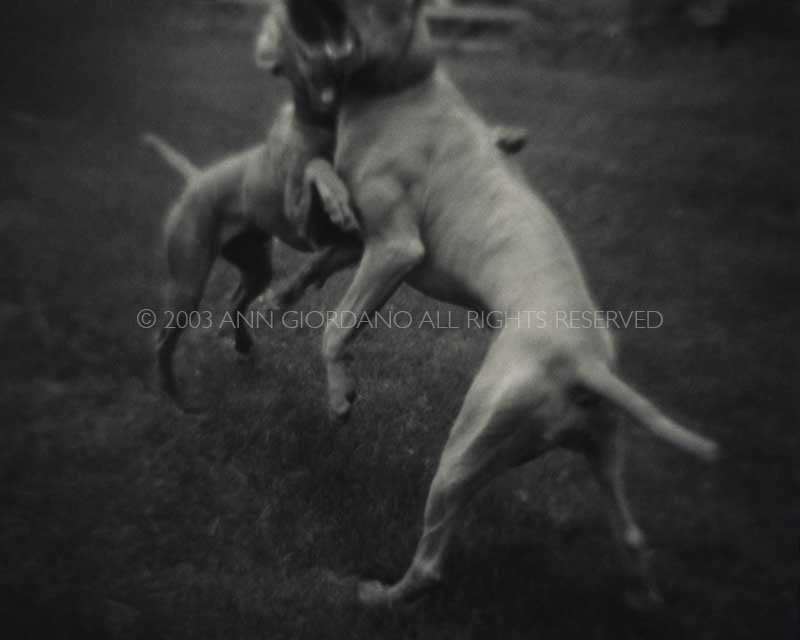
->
{"left": 327, "top": 363, "right": 357, "bottom": 423}
{"left": 328, "top": 388, "right": 356, "bottom": 423}
{"left": 307, "top": 159, "right": 360, "bottom": 234}
{"left": 317, "top": 181, "right": 359, "bottom": 234}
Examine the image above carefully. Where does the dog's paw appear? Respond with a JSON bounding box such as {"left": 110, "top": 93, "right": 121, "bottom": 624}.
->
{"left": 306, "top": 159, "right": 360, "bottom": 234}
{"left": 323, "top": 192, "right": 359, "bottom": 233}
{"left": 317, "top": 570, "right": 360, "bottom": 607}
{"left": 329, "top": 383, "right": 357, "bottom": 423}
{"left": 357, "top": 578, "right": 431, "bottom": 612}
{"left": 357, "top": 580, "right": 391, "bottom": 608}
{"left": 234, "top": 329, "right": 255, "bottom": 355}
{"left": 155, "top": 367, "right": 206, "bottom": 416}
{"left": 328, "top": 386, "right": 357, "bottom": 423}
{"left": 327, "top": 362, "right": 357, "bottom": 423}
{"left": 329, "top": 397, "right": 354, "bottom": 424}
{"left": 316, "top": 181, "right": 359, "bottom": 233}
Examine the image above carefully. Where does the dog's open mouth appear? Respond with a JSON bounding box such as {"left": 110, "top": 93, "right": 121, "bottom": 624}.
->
{"left": 287, "top": 0, "right": 348, "bottom": 47}
{"left": 287, "top": 0, "right": 356, "bottom": 64}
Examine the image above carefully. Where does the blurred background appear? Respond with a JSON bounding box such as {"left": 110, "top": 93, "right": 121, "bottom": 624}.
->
{"left": 1, "top": 1, "right": 798, "bottom": 638}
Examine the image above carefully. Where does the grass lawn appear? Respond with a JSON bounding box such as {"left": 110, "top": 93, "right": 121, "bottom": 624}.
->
{"left": 1, "top": 7, "right": 798, "bottom": 639}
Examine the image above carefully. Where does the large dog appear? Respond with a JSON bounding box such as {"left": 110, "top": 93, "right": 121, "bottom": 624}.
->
{"left": 278, "top": 0, "right": 720, "bottom": 608}
{"left": 146, "top": 2, "right": 528, "bottom": 406}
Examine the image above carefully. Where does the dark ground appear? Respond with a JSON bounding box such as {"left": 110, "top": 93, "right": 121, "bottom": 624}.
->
{"left": 1, "top": 4, "right": 798, "bottom": 639}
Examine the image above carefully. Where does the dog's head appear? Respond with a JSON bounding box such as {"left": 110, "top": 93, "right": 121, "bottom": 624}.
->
{"left": 283, "top": 0, "right": 433, "bottom": 100}
{"left": 254, "top": 0, "right": 358, "bottom": 117}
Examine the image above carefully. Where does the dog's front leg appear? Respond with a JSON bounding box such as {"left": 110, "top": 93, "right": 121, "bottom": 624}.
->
{"left": 285, "top": 158, "right": 360, "bottom": 237}
{"left": 322, "top": 212, "right": 424, "bottom": 422}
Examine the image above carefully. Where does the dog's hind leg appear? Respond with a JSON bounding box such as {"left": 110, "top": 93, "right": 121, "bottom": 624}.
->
{"left": 584, "top": 417, "right": 662, "bottom": 608}
{"left": 359, "top": 337, "right": 551, "bottom": 608}
{"left": 156, "top": 150, "right": 257, "bottom": 406}
{"left": 220, "top": 230, "right": 273, "bottom": 354}
{"left": 157, "top": 195, "right": 217, "bottom": 404}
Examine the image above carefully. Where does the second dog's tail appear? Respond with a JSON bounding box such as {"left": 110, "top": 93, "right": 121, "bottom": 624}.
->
{"left": 577, "top": 363, "right": 719, "bottom": 462}
{"left": 141, "top": 132, "right": 200, "bottom": 181}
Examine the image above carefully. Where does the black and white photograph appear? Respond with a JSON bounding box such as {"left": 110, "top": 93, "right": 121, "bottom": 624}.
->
{"left": 2, "top": 0, "right": 797, "bottom": 637}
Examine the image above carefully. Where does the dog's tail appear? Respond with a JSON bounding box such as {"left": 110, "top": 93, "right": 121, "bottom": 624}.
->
{"left": 577, "top": 363, "right": 719, "bottom": 462}
{"left": 141, "top": 132, "right": 200, "bottom": 181}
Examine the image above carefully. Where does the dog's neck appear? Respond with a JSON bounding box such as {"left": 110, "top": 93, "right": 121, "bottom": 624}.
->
{"left": 345, "top": 12, "right": 436, "bottom": 99}
{"left": 347, "top": 53, "right": 435, "bottom": 99}
{"left": 291, "top": 87, "right": 337, "bottom": 130}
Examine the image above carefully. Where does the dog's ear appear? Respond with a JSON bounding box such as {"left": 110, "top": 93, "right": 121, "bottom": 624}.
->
{"left": 254, "top": 6, "right": 286, "bottom": 74}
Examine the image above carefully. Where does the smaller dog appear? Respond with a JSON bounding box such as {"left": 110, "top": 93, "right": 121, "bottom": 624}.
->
{"left": 144, "top": 2, "right": 366, "bottom": 408}
{"left": 145, "top": 2, "right": 528, "bottom": 408}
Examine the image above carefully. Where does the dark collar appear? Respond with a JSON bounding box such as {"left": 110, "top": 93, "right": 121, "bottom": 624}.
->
{"left": 347, "top": 53, "right": 436, "bottom": 99}
{"left": 291, "top": 89, "right": 338, "bottom": 129}
{"left": 344, "top": 14, "right": 436, "bottom": 99}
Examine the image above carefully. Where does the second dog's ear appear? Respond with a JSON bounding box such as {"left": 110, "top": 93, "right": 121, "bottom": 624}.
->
{"left": 254, "top": 9, "right": 285, "bottom": 73}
